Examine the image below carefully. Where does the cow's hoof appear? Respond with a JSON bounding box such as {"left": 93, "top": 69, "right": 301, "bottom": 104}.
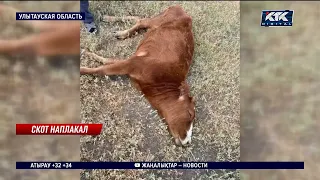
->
{"left": 112, "top": 31, "right": 127, "bottom": 40}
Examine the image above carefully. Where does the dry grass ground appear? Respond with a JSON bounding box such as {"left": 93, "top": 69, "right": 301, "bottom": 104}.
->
{"left": 0, "top": 1, "right": 80, "bottom": 180}
{"left": 80, "top": 1, "right": 240, "bottom": 180}
{"left": 241, "top": 2, "right": 320, "bottom": 180}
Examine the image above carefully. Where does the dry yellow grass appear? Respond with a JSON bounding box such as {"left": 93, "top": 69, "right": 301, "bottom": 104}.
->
{"left": 241, "top": 2, "right": 320, "bottom": 180}
{"left": 0, "top": 1, "right": 80, "bottom": 180}
{"left": 80, "top": 1, "right": 240, "bottom": 179}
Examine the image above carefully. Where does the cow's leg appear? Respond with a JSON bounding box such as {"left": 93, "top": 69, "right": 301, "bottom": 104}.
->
{"left": 114, "top": 19, "right": 149, "bottom": 39}
{"left": 82, "top": 50, "right": 115, "bottom": 65}
{"left": 103, "top": 15, "right": 140, "bottom": 37}
{"left": 103, "top": 16, "right": 140, "bottom": 22}
{"left": 0, "top": 35, "right": 38, "bottom": 55}
{"left": 80, "top": 60, "right": 131, "bottom": 76}
{"left": 0, "top": 22, "right": 80, "bottom": 56}
{"left": 0, "top": 4, "right": 80, "bottom": 56}
{"left": 104, "top": 15, "right": 156, "bottom": 39}
{"left": 104, "top": 8, "right": 172, "bottom": 40}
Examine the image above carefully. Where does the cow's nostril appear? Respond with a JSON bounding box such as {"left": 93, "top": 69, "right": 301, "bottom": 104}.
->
{"left": 175, "top": 138, "right": 182, "bottom": 146}
{"left": 183, "top": 140, "right": 191, "bottom": 146}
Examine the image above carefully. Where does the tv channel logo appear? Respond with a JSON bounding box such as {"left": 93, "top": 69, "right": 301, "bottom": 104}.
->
{"left": 261, "top": 10, "right": 294, "bottom": 27}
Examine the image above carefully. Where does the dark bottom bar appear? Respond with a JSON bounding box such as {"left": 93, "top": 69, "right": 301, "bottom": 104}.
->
{"left": 16, "top": 162, "right": 304, "bottom": 170}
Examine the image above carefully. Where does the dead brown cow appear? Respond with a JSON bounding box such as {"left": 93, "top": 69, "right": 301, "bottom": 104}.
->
{"left": 0, "top": 4, "right": 80, "bottom": 56}
{"left": 81, "top": 5, "right": 196, "bottom": 146}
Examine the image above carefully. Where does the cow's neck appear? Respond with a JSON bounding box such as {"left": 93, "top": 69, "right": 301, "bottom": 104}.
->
{"left": 141, "top": 82, "right": 181, "bottom": 117}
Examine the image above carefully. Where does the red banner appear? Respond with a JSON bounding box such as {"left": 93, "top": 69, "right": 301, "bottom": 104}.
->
{"left": 16, "top": 124, "right": 103, "bottom": 135}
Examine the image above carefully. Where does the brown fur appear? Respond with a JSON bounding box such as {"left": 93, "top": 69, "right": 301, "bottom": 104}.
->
{"left": 0, "top": 4, "right": 80, "bottom": 56}
{"left": 81, "top": 5, "right": 195, "bottom": 145}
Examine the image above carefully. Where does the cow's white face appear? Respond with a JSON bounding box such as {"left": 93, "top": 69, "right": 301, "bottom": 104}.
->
{"left": 175, "top": 123, "right": 193, "bottom": 146}
{"left": 167, "top": 95, "right": 195, "bottom": 146}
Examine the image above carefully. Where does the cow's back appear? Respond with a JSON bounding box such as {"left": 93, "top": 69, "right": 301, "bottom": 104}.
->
{"left": 131, "top": 7, "right": 194, "bottom": 85}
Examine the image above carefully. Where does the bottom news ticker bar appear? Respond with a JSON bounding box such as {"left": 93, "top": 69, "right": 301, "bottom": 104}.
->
{"left": 16, "top": 162, "right": 304, "bottom": 170}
